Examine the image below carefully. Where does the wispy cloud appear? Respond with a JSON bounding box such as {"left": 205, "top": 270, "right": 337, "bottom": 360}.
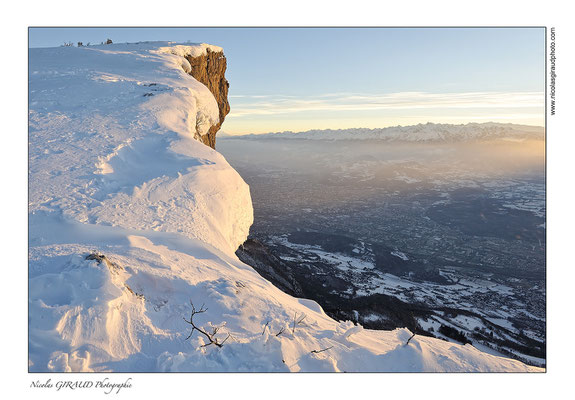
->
{"left": 229, "top": 94, "right": 297, "bottom": 99}
{"left": 227, "top": 91, "right": 544, "bottom": 118}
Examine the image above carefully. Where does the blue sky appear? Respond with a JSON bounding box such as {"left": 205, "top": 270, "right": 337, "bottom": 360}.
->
{"left": 29, "top": 27, "right": 545, "bottom": 134}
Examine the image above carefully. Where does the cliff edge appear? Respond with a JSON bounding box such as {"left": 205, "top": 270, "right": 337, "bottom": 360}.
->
{"left": 185, "top": 48, "right": 230, "bottom": 149}
{"left": 28, "top": 42, "right": 542, "bottom": 373}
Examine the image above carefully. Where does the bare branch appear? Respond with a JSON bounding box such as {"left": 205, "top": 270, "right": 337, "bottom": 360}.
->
{"left": 184, "top": 324, "right": 196, "bottom": 341}
{"left": 311, "top": 346, "right": 334, "bottom": 354}
{"left": 404, "top": 332, "right": 416, "bottom": 346}
{"left": 292, "top": 312, "right": 307, "bottom": 334}
{"left": 183, "top": 301, "right": 226, "bottom": 348}
{"left": 262, "top": 320, "right": 270, "bottom": 335}
{"left": 220, "top": 334, "right": 232, "bottom": 345}
{"left": 276, "top": 326, "right": 285, "bottom": 337}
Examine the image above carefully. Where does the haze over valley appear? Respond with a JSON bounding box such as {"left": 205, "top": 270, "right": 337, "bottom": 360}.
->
{"left": 27, "top": 26, "right": 546, "bottom": 374}
{"left": 220, "top": 123, "right": 546, "bottom": 366}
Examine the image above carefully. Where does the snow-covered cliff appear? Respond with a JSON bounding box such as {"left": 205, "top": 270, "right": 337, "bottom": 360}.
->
{"left": 28, "top": 42, "right": 542, "bottom": 372}
{"left": 29, "top": 42, "right": 250, "bottom": 253}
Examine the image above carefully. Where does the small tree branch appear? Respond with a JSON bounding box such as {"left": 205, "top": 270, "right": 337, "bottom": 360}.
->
{"left": 405, "top": 332, "right": 416, "bottom": 346}
{"left": 184, "top": 301, "right": 225, "bottom": 348}
{"left": 292, "top": 312, "right": 306, "bottom": 334}
{"left": 220, "top": 333, "right": 232, "bottom": 345}
{"left": 311, "top": 346, "right": 333, "bottom": 354}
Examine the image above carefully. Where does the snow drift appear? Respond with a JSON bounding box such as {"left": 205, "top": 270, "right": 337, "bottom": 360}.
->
{"left": 28, "top": 42, "right": 542, "bottom": 372}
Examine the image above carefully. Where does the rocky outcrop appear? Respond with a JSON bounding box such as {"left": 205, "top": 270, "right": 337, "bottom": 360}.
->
{"left": 185, "top": 49, "right": 230, "bottom": 149}
{"left": 236, "top": 239, "right": 304, "bottom": 297}
{"left": 235, "top": 238, "right": 424, "bottom": 333}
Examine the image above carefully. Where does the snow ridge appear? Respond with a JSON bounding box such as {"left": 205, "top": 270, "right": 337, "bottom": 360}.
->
{"left": 28, "top": 43, "right": 542, "bottom": 372}
{"left": 29, "top": 42, "right": 250, "bottom": 253}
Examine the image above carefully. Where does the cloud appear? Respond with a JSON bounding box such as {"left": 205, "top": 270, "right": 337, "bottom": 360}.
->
{"left": 228, "top": 94, "right": 296, "bottom": 99}
{"left": 227, "top": 91, "right": 544, "bottom": 118}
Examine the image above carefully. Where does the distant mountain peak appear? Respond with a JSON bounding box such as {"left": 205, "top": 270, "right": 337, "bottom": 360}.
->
{"left": 225, "top": 122, "right": 544, "bottom": 143}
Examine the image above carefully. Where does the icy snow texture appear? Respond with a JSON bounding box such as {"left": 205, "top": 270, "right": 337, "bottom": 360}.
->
{"left": 29, "top": 42, "right": 541, "bottom": 372}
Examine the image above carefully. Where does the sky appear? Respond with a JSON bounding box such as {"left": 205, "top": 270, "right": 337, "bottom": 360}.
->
{"left": 29, "top": 27, "right": 545, "bottom": 134}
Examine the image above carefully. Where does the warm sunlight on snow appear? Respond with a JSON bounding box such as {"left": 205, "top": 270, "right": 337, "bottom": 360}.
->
{"left": 28, "top": 42, "right": 542, "bottom": 372}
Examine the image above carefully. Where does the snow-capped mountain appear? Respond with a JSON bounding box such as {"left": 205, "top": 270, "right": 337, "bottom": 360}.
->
{"left": 225, "top": 123, "right": 544, "bottom": 142}
{"left": 28, "top": 42, "right": 542, "bottom": 372}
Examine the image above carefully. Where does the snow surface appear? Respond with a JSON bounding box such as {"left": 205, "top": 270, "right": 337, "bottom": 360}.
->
{"left": 158, "top": 43, "right": 224, "bottom": 58}
{"left": 29, "top": 42, "right": 541, "bottom": 372}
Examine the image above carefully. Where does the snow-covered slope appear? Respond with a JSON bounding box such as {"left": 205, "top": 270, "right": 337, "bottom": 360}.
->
{"left": 28, "top": 42, "right": 542, "bottom": 372}
{"left": 29, "top": 42, "right": 250, "bottom": 254}
{"left": 225, "top": 123, "right": 544, "bottom": 142}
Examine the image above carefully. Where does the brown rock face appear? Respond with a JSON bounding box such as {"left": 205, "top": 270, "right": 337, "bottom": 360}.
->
{"left": 185, "top": 49, "right": 230, "bottom": 149}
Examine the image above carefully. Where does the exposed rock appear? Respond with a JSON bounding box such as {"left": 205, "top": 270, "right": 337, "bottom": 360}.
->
{"left": 185, "top": 49, "right": 230, "bottom": 149}
{"left": 85, "top": 252, "right": 123, "bottom": 274}
{"left": 236, "top": 239, "right": 304, "bottom": 297}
